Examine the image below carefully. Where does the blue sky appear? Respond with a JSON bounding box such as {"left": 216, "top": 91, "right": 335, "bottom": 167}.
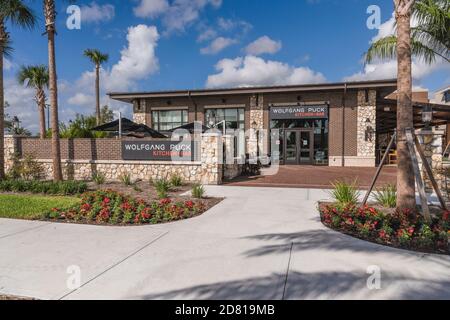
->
{"left": 3, "top": 0, "right": 449, "bottom": 132}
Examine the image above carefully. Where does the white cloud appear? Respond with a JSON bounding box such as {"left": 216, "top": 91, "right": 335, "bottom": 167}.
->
{"left": 67, "top": 93, "right": 94, "bottom": 107}
{"left": 245, "top": 36, "right": 282, "bottom": 56}
{"left": 200, "top": 37, "right": 237, "bottom": 55}
{"left": 133, "top": 0, "right": 169, "bottom": 18}
{"left": 133, "top": 0, "right": 222, "bottom": 33}
{"left": 197, "top": 28, "right": 217, "bottom": 42}
{"left": 4, "top": 79, "right": 40, "bottom": 133}
{"left": 81, "top": 2, "right": 115, "bottom": 23}
{"left": 343, "top": 58, "right": 450, "bottom": 82}
{"left": 206, "top": 55, "right": 326, "bottom": 88}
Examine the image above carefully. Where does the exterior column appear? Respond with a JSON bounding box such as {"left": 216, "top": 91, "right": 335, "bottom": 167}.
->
{"left": 248, "top": 94, "right": 264, "bottom": 162}
{"left": 223, "top": 134, "right": 242, "bottom": 180}
{"left": 356, "top": 90, "right": 376, "bottom": 167}
{"left": 133, "top": 99, "right": 148, "bottom": 125}
{"left": 416, "top": 129, "right": 444, "bottom": 193}
{"left": 200, "top": 133, "right": 223, "bottom": 185}
{"left": 4, "top": 135, "right": 18, "bottom": 174}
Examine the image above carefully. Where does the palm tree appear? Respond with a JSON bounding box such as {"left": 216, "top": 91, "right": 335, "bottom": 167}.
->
{"left": 0, "top": 0, "right": 35, "bottom": 180}
{"left": 366, "top": 0, "right": 449, "bottom": 210}
{"left": 17, "top": 65, "right": 49, "bottom": 139}
{"left": 366, "top": 0, "right": 449, "bottom": 64}
{"left": 83, "top": 49, "right": 109, "bottom": 125}
{"left": 43, "top": 0, "right": 62, "bottom": 181}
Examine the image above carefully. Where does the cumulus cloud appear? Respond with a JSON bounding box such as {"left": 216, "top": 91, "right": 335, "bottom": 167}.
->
{"left": 67, "top": 92, "right": 95, "bottom": 107}
{"left": 197, "top": 28, "right": 217, "bottom": 42}
{"left": 4, "top": 79, "right": 40, "bottom": 133}
{"left": 200, "top": 37, "right": 237, "bottom": 55}
{"left": 343, "top": 58, "right": 450, "bottom": 82}
{"left": 81, "top": 2, "right": 115, "bottom": 23}
{"left": 206, "top": 55, "right": 326, "bottom": 88}
{"left": 245, "top": 36, "right": 282, "bottom": 56}
{"left": 133, "top": 0, "right": 222, "bottom": 34}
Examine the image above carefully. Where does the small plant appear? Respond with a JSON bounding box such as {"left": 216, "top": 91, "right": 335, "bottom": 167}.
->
{"left": 373, "top": 184, "right": 396, "bottom": 208}
{"left": 133, "top": 184, "right": 142, "bottom": 192}
{"left": 192, "top": 183, "right": 205, "bottom": 199}
{"left": 92, "top": 172, "right": 106, "bottom": 185}
{"left": 170, "top": 174, "right": 183, "bottom": 187}
{"left": 119, "top": 172, "right": 133, "bottom": 186}
{"left": 154, "top": 178, "right": 171, "bottom": 199}
{"left": 329, "top": 180, "right": 360, "bottom": 207}
{"left": 0, "top": 180, "right": 87, "bottom": 195}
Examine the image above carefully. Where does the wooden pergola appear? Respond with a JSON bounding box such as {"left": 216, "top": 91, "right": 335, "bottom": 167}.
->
{"left": 377, "top": 99, "right": 450, "bottom": 134}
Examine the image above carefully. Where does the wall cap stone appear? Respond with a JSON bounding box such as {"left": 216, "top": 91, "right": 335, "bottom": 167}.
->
{"left": 34, "top": 159, "right": 201, "bottom": 166}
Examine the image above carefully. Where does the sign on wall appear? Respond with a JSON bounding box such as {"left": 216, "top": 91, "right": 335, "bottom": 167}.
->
{"left": 270, "top": 105, "right": 328, "bottom": 120}
{"left": 122, "top": 141, "right": 195, "bottom": 161}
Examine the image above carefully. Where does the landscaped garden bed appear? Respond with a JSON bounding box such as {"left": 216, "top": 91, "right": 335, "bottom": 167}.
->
{"left": 41, "top": 189, "right": 219, "bottom": 225}
{"left": 318, "top": 181, "right": 449, "bottom": 255}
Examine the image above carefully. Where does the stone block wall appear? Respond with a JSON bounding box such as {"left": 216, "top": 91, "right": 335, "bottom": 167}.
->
{"left": 223, "top": 135, "right": 243, "bottom": 180}
{"left": 4, "top": 134, "right": 224, "bottom": 185}
{"left": 416, "top": 129, "right": 445, "bottom": 193}
{"left": 355, "top": 89, "right": 376, "bottom": 166}
{"left": 248, "top": 94, "right": 264, "bottom": 160}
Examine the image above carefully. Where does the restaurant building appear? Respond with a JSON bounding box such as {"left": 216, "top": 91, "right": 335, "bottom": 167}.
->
{"left": 110, "top": 78, "right": 448, "bottom": 168}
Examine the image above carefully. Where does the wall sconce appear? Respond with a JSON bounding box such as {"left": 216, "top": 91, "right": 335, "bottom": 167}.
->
{"left": 297, "top": 95, "right": 302, "bottom": 101}
{"left": 221, "top": 98, "right": 227, "bottom": 104}
{"left": 167, "top": 100, "right": 172, "bottom": 105}
{"left": 365, "top": 118, "right": 374, "bottom": 142}
{"left": 422, "top": 105, "right": 433, "bottom": 129}
{"left": 366, "top": 118, "right": 371, "bottom": 124}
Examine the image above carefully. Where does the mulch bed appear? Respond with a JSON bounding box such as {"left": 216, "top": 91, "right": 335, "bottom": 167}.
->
{"left": 0, "top": 295, "right": 35, "bottom": 300}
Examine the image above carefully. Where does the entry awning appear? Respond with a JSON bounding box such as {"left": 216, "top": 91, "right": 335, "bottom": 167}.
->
{"left": 92, "top": 118, "right": 167, "bottom": 138}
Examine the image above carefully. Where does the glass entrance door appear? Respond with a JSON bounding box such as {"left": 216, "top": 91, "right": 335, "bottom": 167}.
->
{"left": 284, "top": 130, "right": 313, "bottom": 165}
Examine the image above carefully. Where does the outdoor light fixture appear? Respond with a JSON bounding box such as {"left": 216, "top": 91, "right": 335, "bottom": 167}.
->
{"left": 366, "top": 118, "right": 371, "bottom": 124}
{"left": 167, "top": 100, "right": 172, "bottom": 105}
{"left": 422, "top": 105, "right": 433, "bottom": 129}
{"left": 12, "top": 116, "right": 20, "bottom": 134}
{"left": 222, "top": 98, "right": 227, "bottom": 103}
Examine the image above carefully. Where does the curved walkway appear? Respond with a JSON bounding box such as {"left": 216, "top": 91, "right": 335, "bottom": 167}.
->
{"left": 0, "top": 186, "right": 448, "bottom": 300}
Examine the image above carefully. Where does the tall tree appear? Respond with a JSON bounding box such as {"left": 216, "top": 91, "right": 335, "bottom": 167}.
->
{"left": 0, "top": 0, "right": 35, "bottom": 180}
{"left": 366, "top": 0, "right": 449, "bottom": 64}
{"left": 83, "top": 49, "right": 109, "bottom": 125}
{"left": 17, "top": 65, "right": 49, "bottom": 139}
{"left": 44, "top": 0, "right": 62, "bottom": 181}
{"left": 395, "top": 0, "right": 417, "bottom": 209}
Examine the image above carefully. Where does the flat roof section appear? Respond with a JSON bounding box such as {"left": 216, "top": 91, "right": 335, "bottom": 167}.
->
{"left": 108, "top": 79, "right": 398, "bottom": 103}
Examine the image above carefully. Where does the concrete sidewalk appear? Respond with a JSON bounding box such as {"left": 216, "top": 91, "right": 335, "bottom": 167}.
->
{"left": 0, "top": 186, "right": 449, "bottom": 300}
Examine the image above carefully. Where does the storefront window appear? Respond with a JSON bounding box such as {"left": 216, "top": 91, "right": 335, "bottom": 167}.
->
{"left": 152, "top": 110, "right": 188, "bottom": 131}
{"left": 205, "top": 108, "right": 245, "bottom": 132}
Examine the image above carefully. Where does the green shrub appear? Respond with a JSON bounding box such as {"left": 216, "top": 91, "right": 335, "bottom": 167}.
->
{"left": 329, "top": 180, "right": 360, "bottom": 207}
{"left": 0, "top": 180, "right": 87, "bottom": 195}
{"left": 373, "top": 184, "right": 396, "bottom": 208}
{"left": 92, "top": 172, "right": 106, "bottom": 185}
{"left": 192, "top": 184, "right": 205, "bottom": 199}
{"left": 6, "top": 154, "right": 45, "bottom": 181}
{"left": 119, "top": 173, "right": 132, "bottom": 186}
{"left": 154, "top": 178, "right": 171, "bottom": 193}
{"left": 170, "top": 174, "right": 184, "bottom": 187}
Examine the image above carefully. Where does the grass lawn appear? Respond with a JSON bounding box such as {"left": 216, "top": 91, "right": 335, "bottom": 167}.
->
{"left": 0, "top": 194, "right": 80, "bottom": 219}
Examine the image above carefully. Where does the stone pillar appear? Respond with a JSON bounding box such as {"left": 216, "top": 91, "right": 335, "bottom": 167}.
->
{"left": 356, "top": 90, "right": 376, "bottom": 167}
{"left": 248, "top": 94, "right": 264, "bottom": 162}
{"left": 200, "top": 133, "right": 223, "bottom": 185}
{"left": 133, "top": 99, "right": 148, "bottom": 125}
{"left": 416, "top": 129, "right": 444, "bottom": 193}
{"left": 4, "top": 135, "right": 18, "bottom": 173}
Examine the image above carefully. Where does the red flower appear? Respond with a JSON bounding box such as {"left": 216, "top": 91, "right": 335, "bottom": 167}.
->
{"left": 160, "top": 198, "right": 172, "bottom": 206}
{"left": 185, "top": 201, "right": 194, "bottom": 209}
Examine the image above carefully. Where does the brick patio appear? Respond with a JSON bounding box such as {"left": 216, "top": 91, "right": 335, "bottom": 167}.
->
{"left": 225, "top": 165, "right": 397, "bottom": 189}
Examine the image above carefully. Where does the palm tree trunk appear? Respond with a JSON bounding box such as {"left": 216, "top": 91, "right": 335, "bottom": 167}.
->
{"left": 0, "top": 22, "right": 6, "bottom": 180}
{"left": 37, "top": 89, "right": 46, "bottom": 139}
{"left": 44, "top": 0, "right": 62, "bottom": 181}
{"left": 95, "top": 64, "right": 100, "bottom": 125}
{"left": 396, "top": 1, "right": 416, "bottom": 210}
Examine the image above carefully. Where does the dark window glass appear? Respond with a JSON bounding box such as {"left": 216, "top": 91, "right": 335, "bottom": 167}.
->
{"left": 151, "top": 110, "right": 188, "bottom": 131}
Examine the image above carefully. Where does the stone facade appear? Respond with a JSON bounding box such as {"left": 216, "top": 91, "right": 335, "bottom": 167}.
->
{"left": 356, "top": 89, "right": 376, "bottom": 166}
{"left": 3, "top": 135, "right": 16, "bottom": 173}
{"left": 133, "top": 99, "right": 148, "bottom": 125}
{"left": 199, "top": 133, "right": 223, "bottom": 185}
{"left": 416, "top": 129, "right": 444, "bottom": 193}
{"left": 248, "top": 94, "right": 264, "bottom": 161}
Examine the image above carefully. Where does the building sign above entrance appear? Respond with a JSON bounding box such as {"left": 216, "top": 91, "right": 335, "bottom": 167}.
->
{"left": 122, "top": 141, "right": 195, "bottom": 161}
{"left": 270, "top": 105, "right": 328, "bottom": 120}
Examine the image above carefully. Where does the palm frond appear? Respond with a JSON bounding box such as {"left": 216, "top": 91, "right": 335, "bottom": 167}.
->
{"left": 365, "top": 36, "right": 397, "bottom": 64}
{"left": 0, "top": 0, "right": 36, "bottom": 30}
{"left": 17, "top": 65, "right": 49, "bottom": 89}
{"left": 83, "top": 48, "right": 109, "bottom": 65}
